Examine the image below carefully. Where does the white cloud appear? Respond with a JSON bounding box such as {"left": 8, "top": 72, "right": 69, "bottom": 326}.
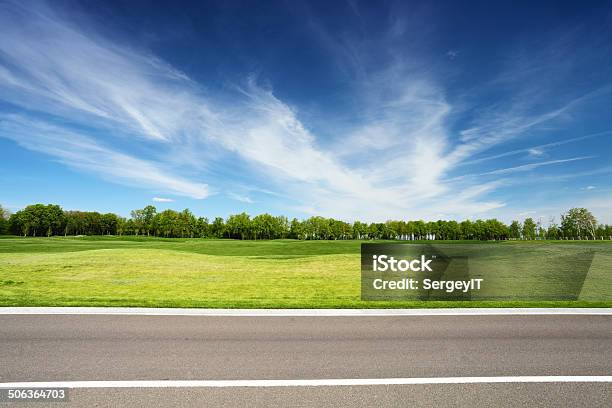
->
{"left": 0, "top": 114, "right": 210, "bottom": 199}
{"left": 228, "top": 193, "right": 254, "bottom": 204}
{"left": 448, "top": 103, "right": 576, "bottom": 166}
{"left": 527, "top": 148, "right": 544, "bottom": 157}
{"left": 0, "top": 1, "right": 220, "bottom": 145}
{"left": 462, "top": 131, "right": 610, "bottom": 165}
{"left": 0, "top": 1, "right": 605, "bottom": 222}
{"left": 479, "top": 156, "right": 594, "bottom": 176}
{"left": 153, "top": 197, "right": 174, "bottom": 203}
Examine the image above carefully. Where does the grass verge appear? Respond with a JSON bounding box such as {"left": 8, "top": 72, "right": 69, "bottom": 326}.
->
{"left": 0, "top": 237, "right": 611, "bottom": 308}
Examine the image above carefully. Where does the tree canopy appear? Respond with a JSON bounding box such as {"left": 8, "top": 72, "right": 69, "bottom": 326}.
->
{"left": 4, "top": 204, "right": 611, "bottom": 240}
{"left": 0, "top": 204, "right": 10, "bottom": 235}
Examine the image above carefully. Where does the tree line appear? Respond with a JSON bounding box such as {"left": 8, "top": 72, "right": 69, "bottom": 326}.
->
{"left": 0, "top": 203, "right": 610, "bottom": 240}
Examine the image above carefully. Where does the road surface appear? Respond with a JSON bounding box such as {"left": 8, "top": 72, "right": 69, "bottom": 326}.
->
{"left": 0, "top": 311, "right": 611, "bottom": 407}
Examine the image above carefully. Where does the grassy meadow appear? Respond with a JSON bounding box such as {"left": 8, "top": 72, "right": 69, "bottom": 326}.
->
{"left": 0, "top": 236, "right": 611, "bottom": 308}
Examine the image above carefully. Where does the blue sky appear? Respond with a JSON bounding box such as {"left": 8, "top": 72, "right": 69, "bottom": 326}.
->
{"left": 1, "top": 0, "right": 611, "bottom": 223}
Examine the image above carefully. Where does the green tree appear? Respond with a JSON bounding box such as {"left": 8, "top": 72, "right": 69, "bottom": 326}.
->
{"left": 142, "top": 205, "right": 157, "bottom": 236}
{"left": 195, "top": 217, "right": 209, "bottom": 238}
{"left": 446, "top": 220, "right": 460, "bottom": 240}
{"left": 522, "top": 218, "right": 536, "bottom": 240}
{"left": 178, "top": 209, "right": 196, "bottom": 237}
{"left": 116, "top": 217, "right": 127, "bottom": 236}
{"left": 509, "top": 220, "right": 521, "bottom": 239}
{"left": 226, "top": 213, "right": 251, "bottom": 239}
{"left": 9, "top": 204, "right": 64, "bottom": 237}
{"left": 130, "top": 209, "right": 145, "bottom": 235}
{"left": 484, "top": 219, "right": 508, "bottom": 240}
{"left": 547, "top": 217, "right": 560, "bottom": 240}
{"left": 561, "top": 208, "right": 597, "bottom": 239}
{"left": 460, "top": 220, "right": 473, "bottom": 240}
{"left": 0, "top": 205, "right": 10, "bottom": 235}
{"left": 84, "top": 212, "right": 102, "bottom": 235}
{"left": 211, "top": 217, "right": 226, "bottom": 238}
{"left": 100, "top": 213, "right": 119, "bottom": 235}
{"left": 351, "top": 221, "right": 366, "bottom": 239}
{"left": 290, "top": 218, "right": 303, "bottom": 239}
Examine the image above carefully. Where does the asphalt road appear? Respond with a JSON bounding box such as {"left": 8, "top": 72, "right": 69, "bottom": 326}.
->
{"left": 1, "top": 314, "right": 611, "bottom": 407}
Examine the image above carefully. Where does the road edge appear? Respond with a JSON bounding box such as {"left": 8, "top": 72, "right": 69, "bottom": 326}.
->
{"left": 1, "top": 307, "right": 611, "bottom": 316}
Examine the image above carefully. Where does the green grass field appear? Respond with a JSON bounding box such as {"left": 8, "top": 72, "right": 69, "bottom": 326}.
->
{"left": 0, "top": 236, "right": 611, "bottom": 308}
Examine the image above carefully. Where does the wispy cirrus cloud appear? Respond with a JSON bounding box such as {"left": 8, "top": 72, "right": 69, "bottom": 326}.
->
{"left": 0, "top": 114, "right": 210, "bottom": 199}
{"left": 479, "top": 156, "right": 594, "bottom": 176}
{"left": 448, "top": 101, "right": 579, "bottom": 167}
{"left": 0, "top": 1, "right": 210, "bottom": 143}
{"left": 227, "top": 192, "right": 254, "bottom": 204}
{"left": 461, "top": 131, "right": 611, "bottom": 165}
{"left": 0, "top": 1, "right": 609, "bottom": 221}
{"left": 152, "top": 197, "right": 174, "bottom": 203}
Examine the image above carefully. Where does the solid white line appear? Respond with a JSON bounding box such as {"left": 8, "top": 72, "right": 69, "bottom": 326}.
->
{"left": 0, "top": 307, "right": 611, "bottom": 316}
{"left": 1, "top": 377, "right": 611, "bottom": 388}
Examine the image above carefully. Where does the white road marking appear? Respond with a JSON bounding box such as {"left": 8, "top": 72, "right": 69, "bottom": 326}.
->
{"left": 1, "top": 377, "right": 611, "bottom": 388}
{"left": 0, "top": 307, "right": 611, "bottom": 316}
